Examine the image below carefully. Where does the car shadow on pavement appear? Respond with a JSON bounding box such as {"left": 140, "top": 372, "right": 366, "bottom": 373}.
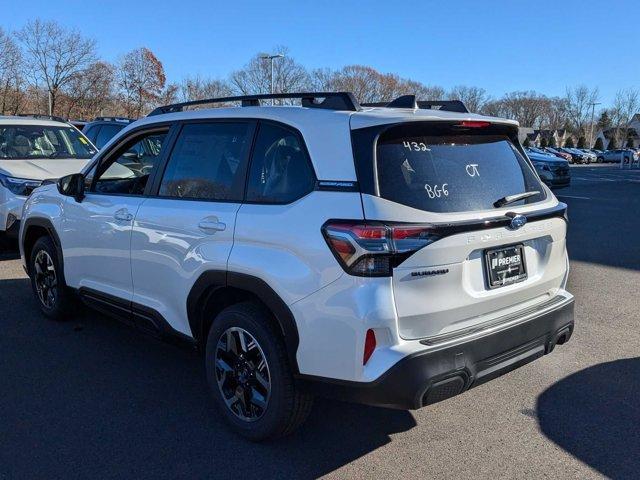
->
{"left": 0, "top": 237, "right": 19, "bottom": 260}
{"left": 536, "top": 358, "right": 640, "bottom": 479}
{"left": 0, "top": 277, "right": 416, "bottom": 480}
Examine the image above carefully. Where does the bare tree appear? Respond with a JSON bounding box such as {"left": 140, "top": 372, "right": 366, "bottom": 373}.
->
{"left": 565, "top": 85, "right": 599, "bottom": 138}
{"left": 0, "top": 28, "right": 25, "bottom": 114}
{"left": 483, "top": 91, "right": 551, "bottom": 128}
{"left": 60, "top": 61, "right": 115, "bottom": 119}
{"left": 230, "top": 46, "right": 309, "bottom": 98}
{"left": 117, "top": 47, "right": 167, "bottom": 117}
{"left": 16, "top": 19, "right": 97, "bottom": 115}
{"left": 610, "top": 88, "right": 640, "bottom": 147}
{"left": 310, "top": 65, "right": 445, "bottom": 104}
{"left": 398, "top": 80, "right": 445, "bottom": 100}
{"left": 540, "top": 97, "right": 570, "bottom": 131}
{"left": 447, "top": 85, "right": 490, "bottom": 113}
{"left": 179, "top": 76, "right": 234, "bottom": 102}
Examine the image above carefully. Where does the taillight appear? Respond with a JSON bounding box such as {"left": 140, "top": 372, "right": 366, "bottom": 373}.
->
{"left": 322, "top": 221, "right": 439, "bottom": 276}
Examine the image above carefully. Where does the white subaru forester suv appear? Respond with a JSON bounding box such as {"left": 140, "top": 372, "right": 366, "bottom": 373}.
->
{"left": 19, "top": 93, "right": 574, "bottom": 441}
{"left": 0, "top": 115, "right": 96, "bottom": 236}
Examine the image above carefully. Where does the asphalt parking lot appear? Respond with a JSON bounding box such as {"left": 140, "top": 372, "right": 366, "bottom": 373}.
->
{"left": 1, "top": 165, "right": 638, "bottom": 480}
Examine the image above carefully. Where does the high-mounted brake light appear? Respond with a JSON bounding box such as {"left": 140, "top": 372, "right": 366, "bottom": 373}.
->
{"left": 456, "top": 121, "right": 491, "bottom": 128}
{"left": 322, "top": 221, "right": 440, "bottom": 276}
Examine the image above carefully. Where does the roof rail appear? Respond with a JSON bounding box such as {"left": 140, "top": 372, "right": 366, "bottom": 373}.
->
{"left": 93, "top": 116, "right": 135, "bottom": 122}
{"left": 148, "top": 92, "right": 361, "bottom": 116}
{"left": 17, "top": 113, "right": 67, "bottom": 123}
{"left": 361, "top": 95, "right": 469, "bottom": 113}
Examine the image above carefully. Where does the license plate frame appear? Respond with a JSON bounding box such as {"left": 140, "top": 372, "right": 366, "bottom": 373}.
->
{"left": 484, "top": 244, "right": 528, "bottom": 289}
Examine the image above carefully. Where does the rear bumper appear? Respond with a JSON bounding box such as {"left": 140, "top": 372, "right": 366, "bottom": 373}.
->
{"left": 298, "top": 295, "right": 574, "bottom": 410}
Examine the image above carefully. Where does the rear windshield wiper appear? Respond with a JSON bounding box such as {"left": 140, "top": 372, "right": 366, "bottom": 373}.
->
{"left": 493, "top": 191, "right": 540, "bottom": 208}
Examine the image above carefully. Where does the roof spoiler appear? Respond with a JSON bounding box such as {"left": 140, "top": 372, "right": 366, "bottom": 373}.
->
{"left": 148, "top": 92, "right": 361, "bottom": 116}
{"left": 361, "top": 95, "right": 469, "bottom": 113}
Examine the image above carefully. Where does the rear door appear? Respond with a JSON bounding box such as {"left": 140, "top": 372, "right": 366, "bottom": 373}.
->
{"left": 130, "top": 120, "right": 255, "bottom": 336}
{"left": 353, "top": 121, "right": 568, "bottom": 340}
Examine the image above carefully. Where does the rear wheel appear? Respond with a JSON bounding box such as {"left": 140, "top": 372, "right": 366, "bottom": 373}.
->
{"left": 205, "top": 302, "right": 313, "bottom": 441}
{"left": 29, "top": 236, "right": 74, "bottom": 320}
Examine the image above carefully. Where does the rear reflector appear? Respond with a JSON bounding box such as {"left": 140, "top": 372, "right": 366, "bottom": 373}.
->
{"left": 363, "top": 329, "right": 376, "bottom": 365}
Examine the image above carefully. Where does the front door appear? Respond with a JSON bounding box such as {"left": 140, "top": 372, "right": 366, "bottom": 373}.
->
{"left": 61, "top": 127, "right": 171, "bottom": 301}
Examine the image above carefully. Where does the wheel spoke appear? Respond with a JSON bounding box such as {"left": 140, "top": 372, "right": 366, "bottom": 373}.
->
{"left": 238, "top": 330, "right": 248, "bottom": 352}
{"left": 250, "top": 387, "right": 267, "bottom": 410}
{"left": 216, "top": 358, "right": 233, "bottom": 372}
{"left": 226, "top": 329, "right": 239, "bottom": 355}
{"left": 214, "top": 326, "right": 271, "bottom": 422}
{"left": 254, "top": 371, "right": 269, "bottom": 391}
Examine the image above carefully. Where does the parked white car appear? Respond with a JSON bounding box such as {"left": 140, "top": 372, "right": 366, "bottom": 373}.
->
{"left": 0, "top": 115, "right": 96, "bottom": 235}
{"left": 19, "top": 93, "right": 574, "bottom": 440}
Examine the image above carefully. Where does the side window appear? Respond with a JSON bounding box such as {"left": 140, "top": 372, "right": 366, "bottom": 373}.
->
{"left": 95, "top": 124, "right": 125, "bottom": 149}
{"left": 84, "top": 126, "right": 99, "bottom": 143}
{"left": 158, "top": 122, "right": 251, "bottom": 201}
{"left": 246, "top": 123, "right": 315, "bottom": 203}
{"left": 92, "top": 130, "right": 168, "bottom": 196}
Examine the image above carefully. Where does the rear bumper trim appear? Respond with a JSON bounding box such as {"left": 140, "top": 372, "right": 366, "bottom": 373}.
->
{"left": 420, "top": 294, "right": 568, "bottom": 347}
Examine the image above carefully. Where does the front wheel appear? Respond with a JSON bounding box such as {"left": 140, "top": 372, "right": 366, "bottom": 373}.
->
{"left": 29, "top": 236, "right": 74, "bottom": 320}
{"left": 205, "top": 302, "right": 313, "bottom": 441}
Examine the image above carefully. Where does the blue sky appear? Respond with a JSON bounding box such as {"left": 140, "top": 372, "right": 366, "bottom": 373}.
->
{"left": 3, "top": 0, "right": 639, "bottom": 105}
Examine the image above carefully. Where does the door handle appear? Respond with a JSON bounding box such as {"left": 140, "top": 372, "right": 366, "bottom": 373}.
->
{"left": 114, "top": 208, "right": 133, "bottom": 222}
{"left": 198, "top": 218, "right": 226, "bottom": 233}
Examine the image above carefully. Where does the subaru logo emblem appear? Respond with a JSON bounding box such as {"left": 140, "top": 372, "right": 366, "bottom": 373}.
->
{"left": 509, "top": 214, "right": 527, "bottom": 230}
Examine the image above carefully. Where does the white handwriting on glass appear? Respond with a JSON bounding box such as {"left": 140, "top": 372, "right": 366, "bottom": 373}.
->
{"left": 425, "top": 183, "right": 448, "bottom": 199}
{"left": 466, "top": 164, "right": 480, "bottom": 177}
{"left": 403, "top": 141, "right": 429, "bottom": 151}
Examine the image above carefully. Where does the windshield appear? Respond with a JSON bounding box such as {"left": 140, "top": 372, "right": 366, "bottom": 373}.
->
{"left": 376, "top": 126, "right": 545, "bottom": 213}
{"left": 0, "top": 124, "right": 97, "bottom": 160}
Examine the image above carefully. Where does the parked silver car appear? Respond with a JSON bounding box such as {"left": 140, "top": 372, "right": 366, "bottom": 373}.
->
{"left": 526, "top": 148, "right": 571, "bottom": 188}
{"left": 597, "top": 149, "right": 638, "bottom": 163}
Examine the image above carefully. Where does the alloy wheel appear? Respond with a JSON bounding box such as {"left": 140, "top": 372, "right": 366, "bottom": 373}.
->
{"left": 34, "top": 250, "right": 57, "bottom": 309}
{"left": 215, "top": 327, "right": 271, "bottom": 422}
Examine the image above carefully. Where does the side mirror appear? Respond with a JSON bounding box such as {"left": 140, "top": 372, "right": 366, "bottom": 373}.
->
{"left": 57, "top": 173, "right": 85, "bottom": 202}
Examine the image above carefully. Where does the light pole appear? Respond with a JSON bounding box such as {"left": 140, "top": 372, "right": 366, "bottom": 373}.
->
{"left": 260, "top": 54, "right": 285, "bottom": 104}
{"left": 588, "top": 101, "right": 601, "bottom": 148}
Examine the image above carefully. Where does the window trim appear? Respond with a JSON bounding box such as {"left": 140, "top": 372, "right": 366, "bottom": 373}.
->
{"left": 148, "top": 118, "right": 258, "bottom": 204}
{"left": 242, "top": 119, "right": 317, "bottom": 206}
{"left": 87, "top": 123, "right": 176, "bottom": 198}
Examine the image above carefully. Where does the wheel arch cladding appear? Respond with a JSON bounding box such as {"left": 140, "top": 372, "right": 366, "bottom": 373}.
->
{"left": 187, "top": 270, "right": 301, "bottom": 374}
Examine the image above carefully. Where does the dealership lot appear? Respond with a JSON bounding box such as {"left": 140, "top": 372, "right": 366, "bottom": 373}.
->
{"left": 0, "top": 166, "right": 638, "bottom": 479}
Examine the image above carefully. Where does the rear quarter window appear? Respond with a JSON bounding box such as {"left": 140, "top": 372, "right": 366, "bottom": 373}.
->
{"left": 376, "top": 126, "right": 545, "bottom": 213}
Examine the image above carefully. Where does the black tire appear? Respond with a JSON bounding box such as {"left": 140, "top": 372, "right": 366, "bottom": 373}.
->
{"left": 29, "top": 236, "right": 74, "bottom": 320}
{"left": 205, "top": 302, "right": 313, "bottom": 441}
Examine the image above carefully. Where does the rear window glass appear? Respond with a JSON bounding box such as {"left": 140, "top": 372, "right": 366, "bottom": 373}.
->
{"left": 95, "top": 124, "right": 126, "bottom": 149}
{"left": 376, "top": 129, "right": 545, "bottom": 213}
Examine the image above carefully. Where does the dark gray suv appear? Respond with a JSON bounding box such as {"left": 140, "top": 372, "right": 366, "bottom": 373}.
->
{"left": 82, "top": 117, "right": 134, "bottom": 150}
